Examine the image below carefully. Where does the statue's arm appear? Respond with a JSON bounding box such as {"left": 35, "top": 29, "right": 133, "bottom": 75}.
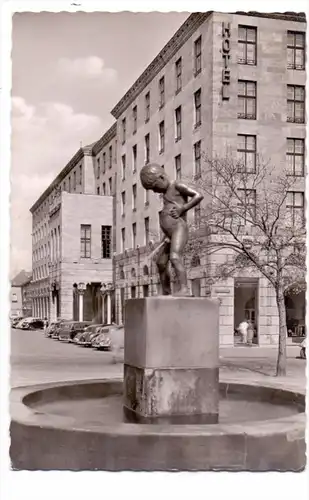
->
{"left": 175, "top": 182, "right": 204, "bottom": 215}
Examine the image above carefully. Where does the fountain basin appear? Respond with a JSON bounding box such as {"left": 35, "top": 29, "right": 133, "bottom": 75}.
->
{"left": 10, "top": 378, "right": 306, "bottom": 471}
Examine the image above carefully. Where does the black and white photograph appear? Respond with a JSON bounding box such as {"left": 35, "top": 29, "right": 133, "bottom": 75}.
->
{"left": 1, "top": 0, "right": 308, "bottom": 497}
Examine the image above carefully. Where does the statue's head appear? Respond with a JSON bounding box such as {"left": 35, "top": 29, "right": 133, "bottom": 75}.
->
{"left": 140, "top": 163, "right": 169, "bottom": 193}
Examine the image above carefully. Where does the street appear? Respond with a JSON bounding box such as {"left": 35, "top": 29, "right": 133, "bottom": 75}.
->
{"left": 10, "top": 328, "right": 305, "bottom": 389}
{"left": 10, "top": 328, "right": 122, "bottom": 388}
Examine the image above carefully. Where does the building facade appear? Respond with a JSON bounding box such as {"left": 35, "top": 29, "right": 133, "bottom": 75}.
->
{"left": 110, "top": 11, "right": 306, "bottom": 345}
{"left": 11, "top": 270, "right": 32, "bottom": 318}
{"left": 30, "top": 11, "right": 306, "bottom": 344}
{"left": 30, "top": 125, "right": 117, "bottom": 323}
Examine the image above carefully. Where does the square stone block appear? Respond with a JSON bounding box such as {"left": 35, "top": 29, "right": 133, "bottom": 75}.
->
{"left": 123, "top": 297, "right": 219, "bottom": 422}
{"left": 124, "top": 296, "right": 219, "bottom": 369}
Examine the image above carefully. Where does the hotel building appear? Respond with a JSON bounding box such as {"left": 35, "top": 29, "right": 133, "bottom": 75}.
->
{"left": 110, "top": 11, "right": 306, "bottom": 345}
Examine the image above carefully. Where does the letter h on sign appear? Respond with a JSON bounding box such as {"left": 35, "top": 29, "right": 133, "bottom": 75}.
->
{"left": 222, "top": 22, "right": 231, "bottom": 101}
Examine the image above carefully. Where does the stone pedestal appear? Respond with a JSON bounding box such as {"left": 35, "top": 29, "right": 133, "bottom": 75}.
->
{"left": 123, "top": 296, "right": 219, "bottom": 424}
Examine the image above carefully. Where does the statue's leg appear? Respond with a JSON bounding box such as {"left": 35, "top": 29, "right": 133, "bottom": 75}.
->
{"left": 156, "top": 243, "right": 171, "bottom": 295}
{"left": 170, "top": 222, "right": 190, "bottom": 296}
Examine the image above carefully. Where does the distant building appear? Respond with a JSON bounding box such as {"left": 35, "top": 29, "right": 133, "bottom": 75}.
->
{"left": 29, "top": 125, "right": 117, "bottom": 323}
{"left": 11, "top": 270, "right": 32, "bottom": 318}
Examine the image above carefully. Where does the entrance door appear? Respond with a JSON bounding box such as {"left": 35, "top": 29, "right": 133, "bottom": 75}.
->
{"left": 234, "top": 279, "right": 259, "bottom": 345}
{"left": 191, "top": 278, "right": 201, "bottom": 297}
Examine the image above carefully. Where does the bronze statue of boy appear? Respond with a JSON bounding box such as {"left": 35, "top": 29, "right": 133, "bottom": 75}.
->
{"left": 140, "top": 163, "right": 203, "bottom": 296}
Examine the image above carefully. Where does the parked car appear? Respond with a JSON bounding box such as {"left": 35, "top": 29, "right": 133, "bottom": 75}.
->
{"left": 73, "top": 331, "right": 85, "bottom": 344}
{"left": 58, "top": 321, "right": 91, "bottom": 342}
{"left": 45, "top": 321, "right": 61, "bottom": 338}
{"left": 77, "top": 324, "right": 103, "bottom": 347}
{"left": 21, "top": 318, "right": 44, "bottom": 330}
{"left": 51, "top": 320, "right": 71, "bottom": 339}
{"left": 15, "top": 317, "right": 34, "bottom": 329}
{"left": 300, "top": 338, "right": 306, "bottom": 359}
{"left": 91, "top": 326, "right": 113, "bottom": 350}
{"left": 11, "top": 317, "right": 23, "bottom": 328}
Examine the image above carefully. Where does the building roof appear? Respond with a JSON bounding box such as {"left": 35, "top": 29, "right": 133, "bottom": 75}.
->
{"left": 11, "top": 270, "right": 32, "bottom": 287}
{"left": 30, "top": 143, "right": 94, "bottom": 213}
{"left": 110, "top": 10, "right": 306, "bottom": 119}
{"left": 110, "top": 12, "right": 212, "bottom": 119}
{"left": 92, "top": 122, "right": 117, "bottom": 156}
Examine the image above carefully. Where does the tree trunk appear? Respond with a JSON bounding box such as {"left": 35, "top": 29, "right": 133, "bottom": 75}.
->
{"left": 275, "top": 287, "right": 287, "bottom": 376}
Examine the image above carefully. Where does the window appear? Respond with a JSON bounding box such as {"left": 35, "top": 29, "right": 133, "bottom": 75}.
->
{"left": 237, "top": 135, "right": 256, "bottom": 173}
{"left": 159, "top": 120, "right": 165, "bottom": 153}
{"left": 132, "top": 183, "right": 137, "bottom": 211}
{"left": 133, "top": 105, "right": 137, "bottom": 134}
{"left": 101, "top": 225, "right": 112, "bottom": 258}
{"left": 80, "top": 224, "right": 91, "bottom": 258}
{"left": 121, "top": 154, "right": 126, "bottom": 180}
{"left": 175, "top": 154, "right": 181, "bottom": 179}
{"left": 96, "top": 158, "right": 100, "bottom": 179}
{"left": 144, "top": 217, "right": 150, "bottom": 246}
{"left": 97, "top": 186, "right": 100, "bottom": 195}
{"left": 79, "top": 165, "right": 83, "bottom": 185}
{"left": 132, "top": 144, "right": 137, "bottom": 172}
{"left": 132, "top": 223, "right": 137, "bottom": 249}
{"left": 121, "top": 228, "right": 126, "bottom": 253}
{"left": 103, "top": 152, "right": 106, "bottom": 173}
{"left": 237, "top": 189, "right": 256, "bottom": 224}
{"left": 175, "top": 106, "right": 182, "bottom": 141}
{"left": 238, "top": 80, "right": 256, "bottom": 119}
{"left": 175, "top": 57, "right": 182, "bottom": 93}
{"left": 12, "top": 293, "right": 17, "bottom": 303}
{"left": 102, "top": 182, "right": 106, "bottom": 195}
{"left": 194, "top": 36, "right": 202, "bottom": 75}
{"left": 73, "top": 171, "right": 76, "bottom": 190}
{"left": 143, "top": 285, "right": 149, "bottom": 297}
{"left": 286, "top": 192, "right": 304, "bottom": 227}
{"left": 109, "top": 145, "right": 112, "bottom": 168}
{"left": 145, "top": 92, "right": 150, "bottom": 122}
{"left": 159, "top": 76, "right": 165, "bottom": 108}
{"left": 121, "top": 191, "right": 126, "bottom": 216}
{"left": 238, "top": 26, "right": 257, "bottom": 65}
{"left": 194, "top": 205, "right": 201, "bottom": 226}
{"left": 63, "top": 181, "right": 66, "bottom": 191}
{"left": 145, "top": 133, "right": 150, "bottom": 164}
{"left": 68, "top": 176, "right": 71, "bottom": 192}
{"left": 108, "top": 177, "right": 112, "bottom": 195}
{"left": 121, "top": 117, "right": 126, "bottom": 144}
{"left": 287, "top": 31, "right": 305, "bottom": 70}
{"left": 287, "top": 85, "right": 305, "bottom": 123}
{"left": 287, "top": 138, "right": 304, "bottom": 176}
{"left": 194, "top": 141, "right": 201, "bottom": 178}
{"left": 194, "top": 89, "right": 201, "bottom": 127}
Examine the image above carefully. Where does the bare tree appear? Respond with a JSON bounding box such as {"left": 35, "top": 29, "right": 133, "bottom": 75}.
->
{"left": 186, "top": 151, "right": 306, "bottom": 376}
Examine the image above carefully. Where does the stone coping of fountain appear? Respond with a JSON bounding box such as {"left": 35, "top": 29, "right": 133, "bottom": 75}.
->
{"left": 10, "top": 378, "right": 306, "bottom": 471}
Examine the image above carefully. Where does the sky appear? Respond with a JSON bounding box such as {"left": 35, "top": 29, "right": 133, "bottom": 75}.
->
{"left": 10, "top": 11, "right": 188, "bottom": 277}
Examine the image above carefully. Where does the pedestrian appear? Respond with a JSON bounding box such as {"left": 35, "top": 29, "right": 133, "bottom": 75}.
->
{"left": 43, "top": 317, "right": 48, "bottom": 331}
{"left": 247, "top": 320, "right": 254, "bottom": 346}
{"left": 237, "top": 319, "right": 249, "bottom": 344}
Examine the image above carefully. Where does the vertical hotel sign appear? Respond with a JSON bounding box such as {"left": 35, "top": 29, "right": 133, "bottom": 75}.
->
{"left": 222, "top": 22, "right": 231, "bottom": 100}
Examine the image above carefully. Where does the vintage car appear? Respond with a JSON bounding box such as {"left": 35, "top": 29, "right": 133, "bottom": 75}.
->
{"left": 58, "top": 321, "right": 91, "bottom": 342}
{"left": 11, "top": 317, "right": 23, "bottom": 328}
{"left": 20, "top": 318, "right": 44, "bottom": 330}
{"left": 91, "top": 326, "right": 113, "bottom": 350}
{"left": 45, "top": 321, "right": 61, "bottom": 338}
{"left": 77, "top": 324, "right": 103, "bottom": 347}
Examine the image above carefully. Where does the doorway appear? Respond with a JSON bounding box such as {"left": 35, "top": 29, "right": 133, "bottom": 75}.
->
{"left": 234, "top": 279, "right": 259, "bottom": 345}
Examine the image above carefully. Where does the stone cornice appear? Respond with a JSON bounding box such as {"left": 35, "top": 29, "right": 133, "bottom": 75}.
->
{"left": 30, "top": 143, "right": 94, "bottom": 214}
{"left": 110, "top": 12, "right": 212, "bottom": 119}
{"left": 92, "top": 123, "right": 117, "bottom": 156}
{"left": 234, "top": 11, "right": 306, "bottom": 23}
